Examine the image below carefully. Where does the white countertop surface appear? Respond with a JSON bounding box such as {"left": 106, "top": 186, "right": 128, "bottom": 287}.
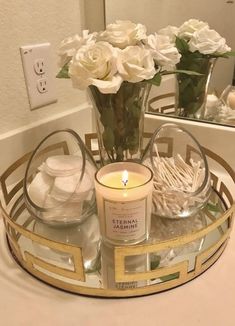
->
{"left": 0, "top": 218, "right": 235, "bottom": 326}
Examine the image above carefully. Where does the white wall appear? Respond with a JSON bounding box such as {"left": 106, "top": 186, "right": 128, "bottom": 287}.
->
{"left": 0, "top": 0, "right": 87, "bottom": 136}
{"left": 105, "top": 0, "right": 235, "bottom": 93}
{"left": 0, "top": 0, "right": 96, "bottom": 172}
{"left": 83, "top": 0, "right": 105, "bottom": 32}
{"left": 106, "top": 0, "right": 235, "bottom": 35}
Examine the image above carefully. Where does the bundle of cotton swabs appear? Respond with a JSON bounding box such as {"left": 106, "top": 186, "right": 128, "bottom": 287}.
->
{"left": 149, "top": 144, "right": 205, "bottom": 217}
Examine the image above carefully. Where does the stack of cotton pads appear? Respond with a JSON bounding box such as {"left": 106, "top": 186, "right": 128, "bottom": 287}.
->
{"left": 28, "top": 155, "right": 96, "bottom": 223}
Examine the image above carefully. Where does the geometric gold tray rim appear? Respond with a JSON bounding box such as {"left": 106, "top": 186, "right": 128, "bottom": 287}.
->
{"left": 2, "top": 203, "right": 234, "bottom": 298}
{"left": 1, "top": 136, "right": 235, "bottom": 298}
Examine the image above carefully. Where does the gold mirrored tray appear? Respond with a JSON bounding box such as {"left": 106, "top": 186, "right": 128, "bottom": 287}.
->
{"left": 0, "top": 135, "right": 234, "bottom": 298}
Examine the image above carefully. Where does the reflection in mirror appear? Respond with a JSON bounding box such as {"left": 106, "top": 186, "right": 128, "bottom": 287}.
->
{"left": 97, "top": 0, "right": 235, "bottom": 127}
{"left": 10, "top": 187, "right": 229, "bottom": 292}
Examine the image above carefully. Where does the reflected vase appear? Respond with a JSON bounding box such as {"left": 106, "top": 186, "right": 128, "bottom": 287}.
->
{"left": 176, "top": 56, "right": 216, "bottom": 119}
{"left": 88, "top": 81, "right": 150, "bottom": 166}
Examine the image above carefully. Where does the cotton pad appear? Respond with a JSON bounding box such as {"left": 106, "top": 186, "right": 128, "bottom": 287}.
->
{"left": 43, "top": 155, "right": 83, "bottom": 177}
{"left": 50, "top": 172, "right": 93, "bottom": 202}
{"left": 28, "top": 172, "right": 54, "bottom": 206}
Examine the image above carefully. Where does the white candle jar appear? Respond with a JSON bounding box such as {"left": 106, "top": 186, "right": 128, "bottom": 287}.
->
{"left": 95, "top": 162, "right": 153, "bottom": 245}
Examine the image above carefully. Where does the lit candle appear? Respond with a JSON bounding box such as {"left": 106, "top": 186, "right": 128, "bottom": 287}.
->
{"left": 227, "top": 91, "right": 235, "bottom": 110}
{"left": 95, "top": 162, "right": 153, "bottom": 245}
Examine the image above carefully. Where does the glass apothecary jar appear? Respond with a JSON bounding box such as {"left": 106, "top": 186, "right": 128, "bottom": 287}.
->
{"left": 24, "top": 129, "right": 98, "bottom": 226}
{"left": 142, "top": 123, "right": 211, "bottom": 219}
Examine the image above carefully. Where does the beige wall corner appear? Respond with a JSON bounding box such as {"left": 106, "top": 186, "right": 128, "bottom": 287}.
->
{"left": 0, "top": 0, "right": 87, "bottom": 137}
{"left": 83, "top": 0, "right": 106, "bottom": 31}
{"left": 0, "top": 103, "right": 93, "bottom": 175}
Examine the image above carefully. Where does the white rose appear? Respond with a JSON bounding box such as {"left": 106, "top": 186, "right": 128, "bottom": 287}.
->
{"left": 178, "top": 19, "right": 209, "bottom": 40}
{"left": 58, "top": 31, "right": 97, "bottom": 67}
{"left": 69, "top": 41, "right": 123, "bottom": 94}
{"left": 117, "top": 46, "right": 156, "bottom": 82}
{"left": 158, "top": 25, "right": 179, "bottom": 43}
{"left": 99, "top": 20, "right": 147, "bottom": 49}
{"left": 145, "top": 34, "right": 181, "bottom": 67}
{"left": 189, "top": 26, "right": 231, "bottom": 54}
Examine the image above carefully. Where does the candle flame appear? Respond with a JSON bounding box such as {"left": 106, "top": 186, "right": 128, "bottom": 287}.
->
{"left": 122, "top": 170, "right": 128, "bottom": 186}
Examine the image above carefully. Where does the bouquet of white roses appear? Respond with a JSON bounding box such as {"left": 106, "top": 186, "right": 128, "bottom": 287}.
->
{"left": 57, "top": 20, "right": 183, "bottom": 164}
{"left": 57, "top": 20, "right": 182, "bottom": 93}
{"left": 158, "top": 19, "right": 234, "bottom": 117}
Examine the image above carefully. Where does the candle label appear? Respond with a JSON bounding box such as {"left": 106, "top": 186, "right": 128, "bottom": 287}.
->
{"left": 103, "top": 265, "right": 146, "bottom": 289}
{"left": 104, "top": 198, "right": 147, "bottom": 241}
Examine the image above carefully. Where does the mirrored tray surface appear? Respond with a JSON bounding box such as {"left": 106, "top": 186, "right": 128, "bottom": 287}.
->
{"left": 3, "top": 187, "right": 233, "bottom": 297}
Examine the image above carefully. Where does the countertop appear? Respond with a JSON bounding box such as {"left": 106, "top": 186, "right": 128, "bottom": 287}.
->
{"left": 0, "top": 217, "right": 235, "bottom": 326}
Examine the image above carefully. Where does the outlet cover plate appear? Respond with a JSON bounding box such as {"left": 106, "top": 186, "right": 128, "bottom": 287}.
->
{"left": 20, "top": 43, "right": 57, "bottom": 110}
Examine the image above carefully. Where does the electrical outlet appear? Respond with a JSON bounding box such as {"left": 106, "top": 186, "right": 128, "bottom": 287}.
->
{"left": 34, "top": 58, "right": 45, "bottom": 75}
{"left": 20, "top": 43, "right": 57, "bottom": 110}
{"left": 37, "top": 78, "right": 48, "bottom": 93}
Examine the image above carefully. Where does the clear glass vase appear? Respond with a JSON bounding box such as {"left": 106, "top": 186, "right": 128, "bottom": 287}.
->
{"left": 175, "top": 57, "right": 216, "bottom": 119}
{"left": 88, "top": 81, "right": 150, "bottom": 166}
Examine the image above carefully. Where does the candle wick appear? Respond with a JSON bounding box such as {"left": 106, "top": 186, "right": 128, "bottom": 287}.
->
{"left": 122, "top": 179, "right": 128, "bottom": 186}
{"left": 122, "top": 170, "right": 128, "bottom": 187}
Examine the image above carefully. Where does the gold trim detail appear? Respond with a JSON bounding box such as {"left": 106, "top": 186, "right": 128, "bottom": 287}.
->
{"left": 0, "top": 141, "right": 69, "bottom": 206}
{"left": 2, "top": 207, "right": 85, "bottom": 282}
{"left": 0, "top": 133, "right": 234, "bottom": 298}
{"left": 148, "top": 93, "right": 176, "bottom": 114}
{"left": 114, "top": 207, "right": 233, "bottom": 283}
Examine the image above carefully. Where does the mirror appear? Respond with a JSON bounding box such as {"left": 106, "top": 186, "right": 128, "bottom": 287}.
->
{"left": 85, "top": 0, "right": 235, "bottom": 127}
{"left": 9, "top": 182, "right": 230, "bottom": 295}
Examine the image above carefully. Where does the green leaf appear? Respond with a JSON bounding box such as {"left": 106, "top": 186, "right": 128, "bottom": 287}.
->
{"left": 150, "top": 255, "right": 161, "bottom": 270}
{"left": 127, "top": 128, "right": 139, "bottom": 153}
{"left": 178, "top": 78, "right": 191, "bottom": 93}
{"left": 56, "top": 63, "right": 70, "bottom": 78}
{"left": 100, "top": 108, "right": 115, "bottom": 128}
{"left": 163, "top": 69, "right": 203, "bottom": 76}
{"left": 207, "top": 53, "right": 229, "bottom": 59}
{"left": 160, "top": 272, "right": 179, "bottom": 282}
{"left": 103, "top": 127, "right": 115, "bottom": 151}
{"left": 194, "top": 77, "right": 206, "bottom": 97}
{"left": 147, "top": 73, "right": 162, "bottom": 86}
{"left": 116, "top": 146, "right": 124, "bottom": 161}
{"left": 175, "top": 37, "right": 189, "bottom": 53}
{"left": 128, "top": 102, "right": 141, "bottom": 121}
{"left": 206, "top": 202, "right": 221, "bottom": 213}
{"left": 222, "top": 51, "right": 235, "bottom": 57}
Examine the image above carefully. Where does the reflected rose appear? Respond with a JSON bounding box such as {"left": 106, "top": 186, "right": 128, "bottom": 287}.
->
{"left": 189, "top": 26, "right": 231, "bottom": 54}
{"left": 99, "top": 20, "right": 147, "bottom": 49}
